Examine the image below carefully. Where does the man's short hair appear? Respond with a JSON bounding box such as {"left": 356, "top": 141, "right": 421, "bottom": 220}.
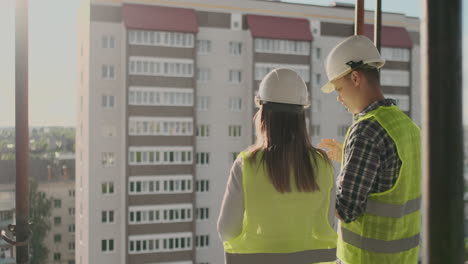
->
{"left": 346, "top": 64, "right": 380, "bottom": 85}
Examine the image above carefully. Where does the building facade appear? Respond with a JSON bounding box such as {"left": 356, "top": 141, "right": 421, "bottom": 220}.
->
{"left": 77, "top": 1, "right": 420, "bottom": 263}
{"left": 0, "top": 158, "right": 75, "bottom": 264}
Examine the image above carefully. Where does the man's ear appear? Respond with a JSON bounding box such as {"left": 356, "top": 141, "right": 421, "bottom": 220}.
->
{"left": 351, "top": 71, "right": 361, "bottom": 87}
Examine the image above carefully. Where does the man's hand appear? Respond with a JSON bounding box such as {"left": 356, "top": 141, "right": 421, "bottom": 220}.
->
{"left": 318, "top": 138, "right": 343, "bottom": 163}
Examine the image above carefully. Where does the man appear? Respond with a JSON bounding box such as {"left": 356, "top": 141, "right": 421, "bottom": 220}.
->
{"left": 318, "top": 35, "right": 421, "bottom": 263}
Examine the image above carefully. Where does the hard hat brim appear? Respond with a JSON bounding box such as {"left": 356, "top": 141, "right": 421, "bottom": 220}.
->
{"left": 321, "top": 82, "right": 335, "bottom": 94}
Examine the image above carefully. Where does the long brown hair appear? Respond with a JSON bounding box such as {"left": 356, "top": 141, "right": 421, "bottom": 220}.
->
{"left": 247, "top": 103, "right": 331, "bottom": 193}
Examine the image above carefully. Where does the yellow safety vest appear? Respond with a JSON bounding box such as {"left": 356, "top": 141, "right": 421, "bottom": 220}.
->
{"left": 338, "top": 106, "right": 421, "bottom": 264}
{"left": 224, "top": 150, "right": 337, "bottom": 264}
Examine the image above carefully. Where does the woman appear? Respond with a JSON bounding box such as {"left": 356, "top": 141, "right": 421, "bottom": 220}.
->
{"left": 217, "top": 68, "right": 337, "bottom": 264}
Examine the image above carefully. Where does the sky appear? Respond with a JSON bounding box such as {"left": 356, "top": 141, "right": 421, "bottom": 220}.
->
{"left": 0, "top": 0, "right": 466, "bottom": 127}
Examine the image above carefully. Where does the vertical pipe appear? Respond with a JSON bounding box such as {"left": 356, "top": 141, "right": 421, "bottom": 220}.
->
{"left": 15, "top": 0, "right": 29, "bottom": 263}
{"left": 421, "top": 0, "right": 464, "bottom": 263}
{"left": 355, "top": 0, "right": 365, "bottom": 35}
{"left": 374, "top": 0, "right": 382, "bottom": 52}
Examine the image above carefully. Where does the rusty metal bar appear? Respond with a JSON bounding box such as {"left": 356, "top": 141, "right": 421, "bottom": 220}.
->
{"left": 354, "top": 0, "right": 364, "bottom": 35}
{"left": 421, "top": 0, "right": 463, "bottom": 263}
{"left": 373, "top": 0, "right": 381, "bottom": 52}
{"left": 15, "top": 0, "right": 30, "bottom": 263}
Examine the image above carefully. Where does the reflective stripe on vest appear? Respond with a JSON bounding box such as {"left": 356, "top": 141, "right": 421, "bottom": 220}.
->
{"left": 340, "top": 228, "right": 420, "bottom": 254}
{"left": 365, "top": 196, "right": 421, "bottom": 218}
{"left": 225, "top": 248, "right": 337, "bottom": 264}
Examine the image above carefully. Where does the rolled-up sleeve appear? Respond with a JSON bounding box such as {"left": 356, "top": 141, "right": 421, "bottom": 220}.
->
{"left": 336, "top": 121, "right": 381, "bottom": 223}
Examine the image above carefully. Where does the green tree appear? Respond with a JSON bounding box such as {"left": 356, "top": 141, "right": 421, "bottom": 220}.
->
{"left": 29, "top": 178, "right": 52, "bottom": 264}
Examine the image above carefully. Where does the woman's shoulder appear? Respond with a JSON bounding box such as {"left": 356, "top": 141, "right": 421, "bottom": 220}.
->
{"left": 310, "top": 149, "right": 333, "bottom": 170}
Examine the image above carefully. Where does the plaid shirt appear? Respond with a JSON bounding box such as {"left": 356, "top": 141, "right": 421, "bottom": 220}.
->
{"left": 336, "top": 99, "right": 402, "bottom": 224}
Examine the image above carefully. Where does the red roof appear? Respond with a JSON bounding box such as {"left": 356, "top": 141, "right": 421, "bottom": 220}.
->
{"left": 122, "top": 4, "right": 198, "bottom": 33}
{"left": 246, "top": 14, "right": 313, "bottom": 41}
{"left": 364, "top": 24, "right": 412, "bottom": 48}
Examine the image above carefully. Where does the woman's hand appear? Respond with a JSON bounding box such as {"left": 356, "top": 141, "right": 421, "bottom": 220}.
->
{"left": 318, "top": 138, "right": 343, "bottom": 163}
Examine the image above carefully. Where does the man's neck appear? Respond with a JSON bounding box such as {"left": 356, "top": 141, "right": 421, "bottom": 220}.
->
{"left": 355, "top": 87, "right": 384, "bottom": 114}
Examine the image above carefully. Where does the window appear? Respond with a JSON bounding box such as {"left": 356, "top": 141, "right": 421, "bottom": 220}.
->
{"left": 228, "top": 70, "right": 242, "bottom": 84}
{"left": 381, "top": 47, "right": 410, "bottom": 62}
{"left": 129, "top": 204, "right": 192, "bottom": 224}
{"left": 129, "top": 175, "right": 193, "bottom": 195}
{"left": 101, "top": 152, "right": 115, "bottom": 166}
{"left": 380, "top": 70, "right": 410, "bottom": 87}
{"left": 101, "top": 182, "right": 115, "bottom": 195}
{"left": 254, "top": 38, "right": 310, "bottom": 55}
{"left": 129, "top": 87, "right": 194, "bottom": 107}
{"left": 311, "top": 125, "right": 321, "bottom": 137}
{"left": 385, "top": 94, "right": 410, "bottom": 111}
{"left": 128, "top": 232, "right": 193, "bottom": 254}
{"left": 102, "top": 35, "right": 115, "bottom": 49}
{"left": 101, "top": 239, "right": 115, "bottom": 252}
{"left": 231, "top": 13, "right": 242, "bottom": 30}
{"left": 255, "top": 63, "right": 309, "bottom": 82}
{"left": 196, "top": 96, "right": 210, "bottom": 111}
{"left": 68, "top": 224, "right": 75, "bottom": 233}
{"left": 53, "top": 253, "right": 61, "bottom": 261}
{"left": 196, "top": 68, "right": 211, "bottom": 83}
{"left": 229, "top": 97, "right": 242, "bottom": 112}
{"left": 129, "top": 117, "right": 193, "bottom": 136}
{"left": 101, "top": 65, "right": 115, "bottom": 79}
{"left": 197, "top": 125, "right": 210, "bottom": 138}
{"left": 310, "top": 20, "right": 321, "bottom": 36}
{"left": 314, "top": 73, "right": 321, "bottom": 86}
{"left": 69, "top": 241, "right": 75, "bottom": 251}
{"left": 129, "top": 57, "right": 194, "bottom": 77}
{"left": 128, "top": 147, "right": 193, "bottom": 165}
{"left": 196, "top": 152, "right": 210, "bottom": 166}
{"left": 338, "top": 125, "right": 349, "bottom": 137}
{"left": 101, "top": 95, "right": 115, "bottom": 108}
{"left": 54, "top": 216, "right": 62, "bottom": 225}
{"left": 69, "top": 190, "right": 75, "bottom": 197}
{"left": 314, "top": 47, "right": 322, "bottom": 60}
{"left": 196, "top": 207, "right": 210, "bottom": 220}
{"left": 54, "top": 199, "right": 62, "bottom": 208}
{"left": 196, "top": 235, "right": 210, "bottom": 248}
{"left": 129, "top": 30, "right": 194, "bottom": 48}
{"left": 196, "top": 180, "right": 210, "bottom": 193}
{"left": 54, "top": 234, "right": 62, "bottom": 243}
{"left": 197, "top": 40, "right": 212, "bottom": 55}
{"left": 228, "top": 125, "right": 242, "bottom": 138}
{"left": 102, "top": 210, "right": 115, "bottom": 223}
{"left": 229, "top": 41, "right": 242, "bottom": 56}
{"left": 68, "top": 207, "right": 75, "bottom": 216}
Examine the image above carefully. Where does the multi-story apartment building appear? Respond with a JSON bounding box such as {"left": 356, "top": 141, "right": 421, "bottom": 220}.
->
{"left": 77, "top": 1, "right": 420, "bottom": 263}
{"left": 0, "top": 158, "right": 75, "bottom": 264}
{"left": 0, "top": 190, "right": 15, "bottom": 264}
{"left": 42, "top": 171, "right": 76, "bottom": 264}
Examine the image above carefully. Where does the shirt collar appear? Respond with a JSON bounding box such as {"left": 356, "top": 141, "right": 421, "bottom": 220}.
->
{"left": 354, "top": 98, "right": 397, "bottom": 121}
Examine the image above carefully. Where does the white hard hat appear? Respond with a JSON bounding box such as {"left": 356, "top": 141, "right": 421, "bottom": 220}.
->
{"left": 321, "top": 35, "right": 385, "bottom": 93}
{"left": 257, "top": 68, "right": 310, "bottom": 108}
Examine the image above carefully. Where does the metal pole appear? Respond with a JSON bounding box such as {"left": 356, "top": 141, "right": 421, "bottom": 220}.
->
{"left": 15, "top": 0, "right": 29, "bottom": 263}
{"left": 374, "top": 0, "right": 381, "bottom": 52}
{"left": 421, "top": 0, "right": 463, "bottom": 263}
{"left": 355, "top": 0, "right": 364, "bottom": 35}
